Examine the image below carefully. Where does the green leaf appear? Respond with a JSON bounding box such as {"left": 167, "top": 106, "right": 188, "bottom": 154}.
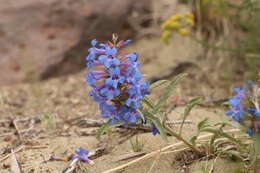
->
{"left": 96, "top": 121, "right": 124, "bottom": 140}
{"left": 214, "top": 121, "right": 246, "bottom": 131}
{"left": 155, "top": 73, "right": 187, "bottom": 111}
{"left": 149, "top": 80, "right": 169, "bottom": 90}
{"left": 179, "top": 96, "right": 203, "bottom": 134}
{"left": 201, "top": 127, "right": 244, "bottom": 146}
{"left": 142, "top": 96, "right": 156, "bottom": 109}
{"left": 96, "top": 120, "right": 111, "bottom": 140}
{"left": 189, "top": 136, "right": 198, "bottom": 145}
{"left": 197, "top": 118, "right": 210, "bottom": 131}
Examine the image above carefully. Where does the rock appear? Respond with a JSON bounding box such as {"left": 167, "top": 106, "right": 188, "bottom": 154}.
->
{"left": 0, "top": 0, "right": 151, "bottom": 85}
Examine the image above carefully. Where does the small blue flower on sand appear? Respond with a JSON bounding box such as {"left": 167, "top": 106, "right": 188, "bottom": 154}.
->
{"left": 85, "top": 35, "right": 150, "bottom": 126}
{"left": 71, "top": 147, "right": 94, "bottom": 164}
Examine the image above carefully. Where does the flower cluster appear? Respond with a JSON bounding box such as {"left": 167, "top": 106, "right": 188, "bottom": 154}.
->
{"left": 86, "top": 35, "right": 150, "bottom": 126}
{"left": 226, "top": 81, "right": 260, "bottom": 136}
{"left": 161, "top": 13, "right": 194, "bottom": 44}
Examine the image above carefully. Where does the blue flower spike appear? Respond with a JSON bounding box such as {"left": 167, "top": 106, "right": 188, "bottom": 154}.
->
{"left": 85, "top": 35, "right": 150, "bottom": 127}
{"left": 71, "top": 147, "right": 94, "bottom": 165}
{"left": 226, "top": 81, "right": 260, "bottom": 136}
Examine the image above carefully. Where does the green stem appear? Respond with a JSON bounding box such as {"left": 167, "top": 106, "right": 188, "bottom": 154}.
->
{"left": 164, "top": 124, "right": 203, "bottom": 156}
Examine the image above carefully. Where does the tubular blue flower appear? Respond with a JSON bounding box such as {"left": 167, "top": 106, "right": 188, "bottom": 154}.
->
{"left": 105, "top": 67, "right": 125, "bottom": 88}
{"left": 85, "top": 37, "right": 150, "bottom": 126}
{"left": 100, "top": 85, "right": 120, "bottom": 100}
{"left": 121, "top": 107, "right": 140, "bottom": 125}
{"left": 71, "top": 147, "right": 93, "bottom": 164}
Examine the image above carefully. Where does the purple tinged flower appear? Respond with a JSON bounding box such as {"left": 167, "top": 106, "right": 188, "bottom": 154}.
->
{"left": 117, "top": 40, "right": 132, "bottom": 47}
{"left": 71, "top": 147, "right": 94, "bottom": 164}
{"left": 105, "top": 67, "right": 125, "bottom": 88}
{"left": 99, "top": 102, "right": 120, "bottom": 123}
{"left": 99, "top": 54, "right": 120, "bottom": 68}
{"left": 122, "top": 108, "right": 140, "bottom": 125}
{"left": 126, "top": 87, "right": 142, "bottom": 109}
{"left": 151, "top": 124, "right": 160, "bottom": 135}
{"left": 100, "top": 86, "right": 120, "bottom": 100}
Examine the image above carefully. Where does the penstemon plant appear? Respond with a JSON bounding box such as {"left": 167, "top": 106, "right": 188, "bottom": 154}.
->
{"left": 85, "top": 34, "right": 202, "bottom": 155}
{"left": 85, "top": 34, "right": 260, "bottom": 172}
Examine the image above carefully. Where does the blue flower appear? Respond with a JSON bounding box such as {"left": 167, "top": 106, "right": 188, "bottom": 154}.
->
{"left": 248, "top": 108, "right": 260, "bottom": 117}
{"left": 124, "top": 108, "right": 140, "bottom": 125}
{"left": 71, "top": 147, "right": 93, "bottom": 164}
{"left": 85, "top": 37, "right": 150, "bottom": 125}
{"left": 151, "top": 124, "right": 160, "bottom": 135}
{"left": 100, "top": 86, "right": 120, "bottom": 100}
{"left": 105, "top": 67, "right": 125, "bottom": 88}
{"left": 246, "top": 128, "right": 253, "bottom": 136}
{"left": 226, "top": 85, "right": 247, "bottom": 121}
{"left": 226, "top": 81, "right": 260, "bottom": 136}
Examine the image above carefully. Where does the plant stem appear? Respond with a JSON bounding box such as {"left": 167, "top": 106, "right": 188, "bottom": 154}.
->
{"left": 164, "top": 124, "right": 203, "bottom": 156}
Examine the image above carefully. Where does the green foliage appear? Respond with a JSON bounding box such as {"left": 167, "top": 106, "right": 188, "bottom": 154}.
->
{"left": 179, "top": 96, "right": 203, "bottom": 134}
{"left": 96, "top": 121, "right": 111, "bottom": 140}
{"left": 149, "top": 80, "right": 169, "bottom": 90}
{"left": 155, "top": 73, "right": 187, "bottom": 112}
{"left": 130, "top": 135, "right": 144, "bottom": 152}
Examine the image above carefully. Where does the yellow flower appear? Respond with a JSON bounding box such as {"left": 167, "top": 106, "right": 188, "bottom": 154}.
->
{"left": 178, "top": 28, "right": 189, "bottom": 36}
{"left": 185, "top": 13, "right": 194, "bottom": 19}
{"left": 161, "top": 31, "right": 172, "bottom": 44}
{"left": 170, "top": 14, "right": 182, "bottom": 21}
{"left": 169, "top": 21, "right": 180, "bottom": 29}
{"left": 161, "top": 20, "right": 172, "bottom": 29}
{"left": 186, "top": 18, "right": 194, "bottom": 26}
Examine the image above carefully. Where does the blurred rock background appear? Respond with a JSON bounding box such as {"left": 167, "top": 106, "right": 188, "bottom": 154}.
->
{"left": 0, "top": 0, "right": 259, "bottom": 87}
{"left": 0, "top": 0, "right": 150, "bottom": 84}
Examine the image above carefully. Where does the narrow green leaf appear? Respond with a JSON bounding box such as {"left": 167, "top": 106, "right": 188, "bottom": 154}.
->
{"left": 201, "top": 127, "right": 244, "bottom": 146}
{"left": 143, "top": 96, "right": 156, "bottom": 109}
{"left": 149, "top": 80, "right": 169, "bottom": 90}
{"left": 179, "top": 96, "right": 203, "bottom": 134}
{"left": 214, "top": 121, "right": 246, "bottom": 131}
{"left": 155, "top": 73, "right": 187, "bottom": 111}
{"left": 197, "top": 118, "right": 209, "bottom": 131}
{"left": 96, "top": 120, "right": 111, "bottom": 139}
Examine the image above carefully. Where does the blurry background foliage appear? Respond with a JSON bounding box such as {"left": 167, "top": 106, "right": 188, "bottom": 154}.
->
{"left": 164, "top": 0, "right": 260, "bottom": 80}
